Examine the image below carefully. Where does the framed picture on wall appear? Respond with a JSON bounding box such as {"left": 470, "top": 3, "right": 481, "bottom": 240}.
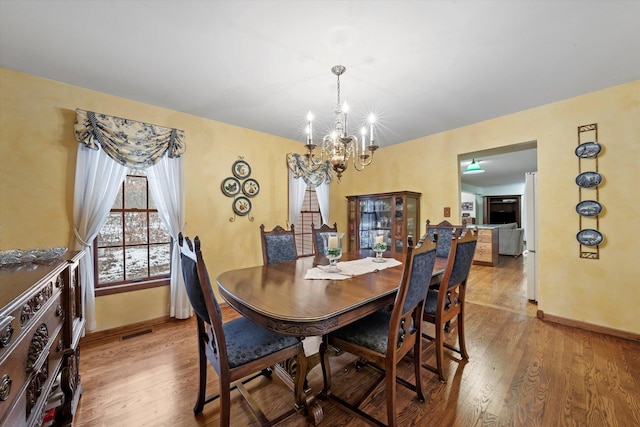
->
{"left": 461, "top": 202, "right": 474, "bottom": 211}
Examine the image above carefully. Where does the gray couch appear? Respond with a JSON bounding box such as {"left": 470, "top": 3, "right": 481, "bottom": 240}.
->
{"left": 494, "top": 223, "right": 525, "bottom": 257}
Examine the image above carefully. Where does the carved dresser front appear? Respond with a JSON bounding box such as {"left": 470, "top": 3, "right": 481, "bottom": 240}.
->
{"left": 0, "top": 251, "right": 84, "bottom": 427}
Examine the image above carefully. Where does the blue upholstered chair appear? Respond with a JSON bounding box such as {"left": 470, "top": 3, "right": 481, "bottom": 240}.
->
{"left": 260, "top": 224, "right": 298, "bottom": 265}
{"left": 318, "top": 239, "right": 438, "bottom": 427}
{"left": 422, "top": 229, "right": 477, "bottom": 383}
{"left": 425, "top": 219, "right": 465, "bottom": 259}
{"left": 178, "top": 233, "right": 307, "bottom": 427}
{"left": 311, "top": 222, "right": 337, "bottom": 256}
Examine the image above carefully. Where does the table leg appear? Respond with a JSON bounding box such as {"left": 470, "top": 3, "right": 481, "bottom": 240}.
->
{"left": 274, "top": 351, "right": 324, "bottom": 425}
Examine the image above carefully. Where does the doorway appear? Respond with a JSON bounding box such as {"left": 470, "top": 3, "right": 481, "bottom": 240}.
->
{"left": 458, "top": 141, "right": 538, "bottom": 315}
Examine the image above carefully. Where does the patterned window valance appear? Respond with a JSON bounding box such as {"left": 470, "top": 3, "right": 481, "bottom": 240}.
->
{"left": 74, "top": 109, "right": 186, "bottom": 168}
{"left": 286, "top": 153, "right": 333, "bottom": 187}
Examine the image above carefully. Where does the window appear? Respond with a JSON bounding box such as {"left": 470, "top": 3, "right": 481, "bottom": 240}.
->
{"left": 95, "top": 169, "right": 171, "bottom": 295}
{"left": 294, "top": 186, "right": 321, "bottom": 256}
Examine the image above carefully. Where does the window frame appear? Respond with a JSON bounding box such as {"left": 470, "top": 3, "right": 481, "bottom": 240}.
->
{"left": 93, "top": 171, "right": 171, "bottom": 296}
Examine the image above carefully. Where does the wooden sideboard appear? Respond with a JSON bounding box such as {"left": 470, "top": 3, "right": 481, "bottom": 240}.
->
{"left": 473, "top": 228, "right": 499, "bottom": 266}
{"left": 0, "top": 251, "right": 84, "bottom": 427}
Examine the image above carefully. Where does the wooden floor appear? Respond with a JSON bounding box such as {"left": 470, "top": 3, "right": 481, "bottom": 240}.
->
{"left": 74, "top": 255, "right": 640, "bottom": 426}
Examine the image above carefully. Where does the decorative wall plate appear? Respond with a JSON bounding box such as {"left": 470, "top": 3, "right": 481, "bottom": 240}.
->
{"left": 575, "top": 171, "right": 602, "bottom": 188}
{"left": 233, "top": 196, "right": 252, "bottom": 216}
{"left": 575, "top": 141, "right": 601, "bottom": 158}
{"left": 232, "top": 160, "right": 251, "bottom": 179}
{"left": 221, "top": 177, "right": 240, "bottom": 197}
{"left": 576, "top": 229, "right": 603, "bottom": 246}
{"left": 242, "top": 178, "right": 260, "bottom": 197}
{"left": 575, "top": 200, "right": 602, "bottom": 217}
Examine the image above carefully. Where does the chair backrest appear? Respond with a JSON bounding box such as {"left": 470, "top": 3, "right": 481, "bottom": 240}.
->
{"left": 425, "top": 219, "right": 465, "bottom": 258}
{"left": 260, "top": 224, "right": 298, "bottom": 265}
{"left": 178, "top": 233, "right": 228, "bottom": 365}
{"left": 389, "top": 238, "right": 438, "bottom": 350}
{"left": 438, "top": 229, "right": 478, "bottom": 295}
{"left": 311, "top": 222, "right": 338, "bottom": 256}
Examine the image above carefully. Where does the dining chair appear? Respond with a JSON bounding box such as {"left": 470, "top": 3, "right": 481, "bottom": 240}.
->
{"left": 311, "top": 222, "right": 337, "bottom": 256}
{"left": 318, "top": 239, "right": 438, "bottom": 427}
{"left": 421, "top": 229, "right": 477, "bottom": 383}
{"left": 178, "top": 233, "right": 307, "bottom": 427}
{"left": 424, "top": 219, "right": 466, "bottom": 259}
{"left": 260, "top": 224, "right": 298, "bottom": 265}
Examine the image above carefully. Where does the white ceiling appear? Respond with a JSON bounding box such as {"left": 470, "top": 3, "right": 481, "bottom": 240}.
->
{"left": 460, "top": 146, "right": 538, "bottom": 187}
{"left": 1, "top": 1, "right": 638, "bottom": 186}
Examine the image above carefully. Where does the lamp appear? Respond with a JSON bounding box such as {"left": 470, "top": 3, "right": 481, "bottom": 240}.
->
{"left": 464, "top": 159, "right": 485, "bottom": 174}
{"left": 303, "top": 65, "right": 378, "bottom": 181}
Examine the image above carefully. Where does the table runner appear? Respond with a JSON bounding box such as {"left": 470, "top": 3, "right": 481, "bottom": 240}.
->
{"left": 304, "top": 257, "right": 402, "bottom": 280}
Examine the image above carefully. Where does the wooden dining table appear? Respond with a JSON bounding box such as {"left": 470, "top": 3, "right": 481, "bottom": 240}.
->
{"left": 216, "top": 252, "right": 446, "bottom": 424}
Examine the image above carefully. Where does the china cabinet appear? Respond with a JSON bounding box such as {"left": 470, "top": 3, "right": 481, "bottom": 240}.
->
{"left": 346, "top": 191, "right": 420, "bottom": 258}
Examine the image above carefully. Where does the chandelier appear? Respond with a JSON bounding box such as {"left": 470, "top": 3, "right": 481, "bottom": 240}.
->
{"left": 303, "top": 65, "right": 378, "bottom": 181}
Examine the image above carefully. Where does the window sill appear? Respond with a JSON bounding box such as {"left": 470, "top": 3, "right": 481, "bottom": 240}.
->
{"left": 95, "top": 278, "right": 169, "bottom": 297}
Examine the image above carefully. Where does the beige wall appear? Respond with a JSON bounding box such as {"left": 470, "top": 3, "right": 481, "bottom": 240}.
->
{"left": 2, "top": 67, "right": 638, "bottom": 335}
{"left": 1, "top": 67, "right": 299, "bottom": 331}
{"left": 330, "top": 80, "right": 639, "bottom": 334}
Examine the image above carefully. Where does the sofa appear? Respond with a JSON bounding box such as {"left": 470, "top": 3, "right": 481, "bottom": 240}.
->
{"left": 494, "top": 223, "right": 525, "bottom": 257}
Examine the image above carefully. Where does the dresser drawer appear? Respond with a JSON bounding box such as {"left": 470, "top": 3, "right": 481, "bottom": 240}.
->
{"left": 0, "top": 291, "right": 65, "bottom": 426}
{"left": 477, "top": 230, "right": 493, "bottom": 244}
{"left": 474, "top": 247, "right": 493, "bottom": 262}
{"left": 0, "top": 272, "right": 63, "bottom": 361}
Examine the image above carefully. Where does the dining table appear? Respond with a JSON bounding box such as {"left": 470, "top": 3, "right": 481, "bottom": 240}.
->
{"left": 216, "top": 252, "right": 447, "bottom": 425}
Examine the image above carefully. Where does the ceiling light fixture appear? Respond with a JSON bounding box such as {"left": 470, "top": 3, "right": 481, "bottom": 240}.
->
{"left": 302, "top": 65, "right": 378, "bottom": 181}
{"left": 464, "top": 159, "right": 485, "bottom": 174}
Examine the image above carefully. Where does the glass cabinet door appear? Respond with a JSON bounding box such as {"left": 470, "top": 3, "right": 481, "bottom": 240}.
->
{"left": 394, "top": 196, "right": 404, "bottom": 253}
{"left": 348, "top": 198, "right": 356, "bottom": 252}
{"left": 406, "top": 195, "right": 418, "bottom": 246}
{"left": 359, "top": 197, "right": 392, "bottom": 250}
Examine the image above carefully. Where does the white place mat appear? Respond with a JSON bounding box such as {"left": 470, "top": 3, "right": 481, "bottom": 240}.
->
{"left": 304, "top": 257, "right": 402, "bottom": 280}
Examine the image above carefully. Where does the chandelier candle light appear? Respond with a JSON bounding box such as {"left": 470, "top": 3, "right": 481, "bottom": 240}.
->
{"left": 304, "top": 65, "right": 378, "bottom": 181}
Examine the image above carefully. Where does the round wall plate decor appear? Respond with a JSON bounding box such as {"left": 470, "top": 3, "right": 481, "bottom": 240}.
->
{"left": 242, "top": 178, "right": 260, "bottom": 197}
{"left": 233, "top": 196, "right": 252, "bottom": 216}
{"left": 221, "top": 177, "right": 241, "bottom": 197}
{"left": 575, "top": 171, "right": 602, "bottom": 189}
{"left": 232, "top": 160, "right": 251, "bottom": 179}
{"left": 575, "top": 141, "right": 602, "bottom": 158}
{"left": 576, "top": 200, "right": 602, "bottom": 217}
{"left": 576, "top": 229, "right": 603, "bottom": 247}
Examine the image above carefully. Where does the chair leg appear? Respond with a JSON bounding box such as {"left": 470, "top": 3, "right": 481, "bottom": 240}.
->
{"left": 434, "top": 320, "right": 446, "bottom": 383}
{"left": 385, "top": 362, "right": 398, "bottom": 427}
{"left": 319, "top": 341, "right": 332, "bottom": 395}
{"left": 413, "top": 335, "right": 425, "bottom": 403}
{"left": 219, "top": 377, "right": 231, "bottom": 427}
{"left": 458, "top": 312, "right": 469, "bottom": 360}
{"left": 194, "top": 322, "right": 208, "bottom": 414}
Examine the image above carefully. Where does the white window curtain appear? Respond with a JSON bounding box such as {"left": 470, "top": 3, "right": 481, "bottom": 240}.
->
{"left": 72, "top": 145, "right": 128, "bottom": 331}
{"left": 315, "top": 181, "right": 330, "bottom": 225}
{"left": 147, "top": 155, "right": 191, "bottom": 319}
{"left": 288, "top": 169, "right": 307, "bottom": 226}
{"left": 286, "top": 153, "right": 332, "bottom": 226}
{"left": 73, "top": 109, "right": 187, "bottom": 331}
